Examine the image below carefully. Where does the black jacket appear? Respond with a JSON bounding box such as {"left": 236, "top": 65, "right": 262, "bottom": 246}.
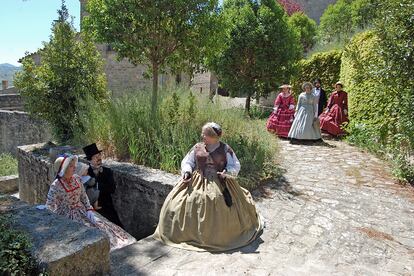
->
{"left": 315, "top": 88, "right": 327, "bottom": 116}
{"left": 88, "top": 166, "right": 123, "bottom": 228}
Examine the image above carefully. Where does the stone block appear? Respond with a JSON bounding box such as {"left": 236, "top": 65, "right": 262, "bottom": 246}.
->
{"left": 18, "top": 143, "right": 56, "bottom": 204}
{"left": 0, "top": 196, "right": 110, "bottom": 275}
{"left": 106, "top": 159, "right": 178, "bottom": 239}
{"left": 0, "top": 175, "right": 18, "bottom": 194}
{"left": 0, "top": 93, "right": 22, "bottom": 109}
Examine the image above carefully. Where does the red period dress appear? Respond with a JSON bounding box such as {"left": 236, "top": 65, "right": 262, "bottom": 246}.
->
{"left": 319, "top": 90, "right": 349, "bottom": 136}
{"left": 266, "top": 92, "right": 295, "bottom": 138}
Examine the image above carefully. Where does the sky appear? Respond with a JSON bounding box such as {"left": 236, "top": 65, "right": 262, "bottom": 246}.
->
{"left": 0, "top": 0, "right": 81, "bottom": 66}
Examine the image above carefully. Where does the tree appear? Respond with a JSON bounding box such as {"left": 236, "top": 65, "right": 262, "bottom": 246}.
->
{"left": 318, "top": 0, "right": 378, "bottom": 44}
{"left": 84, "top": 0, "right": 221, "bottom": 115}
{"left": 14, "top": 2, "right": 108, "bottom": 143}
{"left": 288, "top": 12, "right": 317, "bottom": 53}
{"left": 318, "top": 0, "right": 353, "bottom": 44}
{"left": 211, "top": 0, "right": 301, "bottom": 114}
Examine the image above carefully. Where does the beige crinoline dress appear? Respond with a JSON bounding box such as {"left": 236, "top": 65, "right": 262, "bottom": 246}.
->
{"left": 153, "top": 142, "right": 263, "bottom": 252}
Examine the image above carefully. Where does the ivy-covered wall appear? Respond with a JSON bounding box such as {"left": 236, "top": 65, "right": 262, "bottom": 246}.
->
{"left": 341, "top": 30, "right": 413, "bottom": 182}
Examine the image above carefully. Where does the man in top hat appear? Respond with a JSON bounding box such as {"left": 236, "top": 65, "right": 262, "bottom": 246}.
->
{"left": 83, "top": 143, "right": 123, "bottom": 228}
{"left": 312, "top": 78, "right": 327, "bottom": 116}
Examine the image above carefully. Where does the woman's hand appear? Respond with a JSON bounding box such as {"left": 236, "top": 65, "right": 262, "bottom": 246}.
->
{"left": 217, "top": 170, "right": 228, "bottom": 179}
{"left": 182, "top": 172, "right": 192, "bottom": 183}
{"left": 87, "top": 210, "right": 96, "bottom": 225}
{"left": 343, "top": 109, "right": 348, "bottom": 116}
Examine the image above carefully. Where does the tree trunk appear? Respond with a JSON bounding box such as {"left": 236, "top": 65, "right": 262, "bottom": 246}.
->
{"left": 245, "top": 95, "right": 251, "bottom": 116}
{"left": 151, "top": 62, "right": 159, "bottom": 117}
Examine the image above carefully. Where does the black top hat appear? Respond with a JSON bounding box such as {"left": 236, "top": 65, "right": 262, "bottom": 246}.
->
{"left": 83, "top": 143, "right": 103, "bottom": 160}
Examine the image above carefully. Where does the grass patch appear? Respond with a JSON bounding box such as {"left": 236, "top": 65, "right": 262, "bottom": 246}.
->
{"left": 0, "top": 154, "right": 18, "bottom": 177}
{"left": 75, "top": 86, "right": 281, "bottom": 190}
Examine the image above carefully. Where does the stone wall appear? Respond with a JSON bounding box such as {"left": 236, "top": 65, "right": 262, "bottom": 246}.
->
{"left": 18, "top": 143, "right": 179, "bottom": 240}
{"left": 191, "top": 71, "right": 218, "bottom": 98}
{"left": 0, "top": 86, "right": 18, "bottom": 94}
{"left": 0, "top": 110, "right": 51, "bottom": 155}
{"left": 0, "top": 196, "right": 110, "bottom": 275}
{"left": 0, "top": 175, "right": 18, "bottom": 194}
{"left": 18, "top": 143, "right": 56, "bottom": 205}
{"left": 0, "top": 93, "right": 23, "bottom": 110}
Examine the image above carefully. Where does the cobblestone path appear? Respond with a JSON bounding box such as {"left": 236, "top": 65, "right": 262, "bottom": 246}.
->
{"left": 111, "top": 140, "right": 414, "bottom": 275}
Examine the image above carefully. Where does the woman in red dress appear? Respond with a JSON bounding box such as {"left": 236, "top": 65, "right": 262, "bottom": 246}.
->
{"left": 319, "top": 81, "right": 349, "bottom": 136}
{"left": 266, "top": 84, "right": 295, "bottom": 138}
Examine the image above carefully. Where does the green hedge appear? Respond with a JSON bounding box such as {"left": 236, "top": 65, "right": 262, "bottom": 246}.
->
{"left": 341, "top": 30, "right": 413, "bottom": 183}
{"left": 291, "top": 50, "right": 342, "bottom": 95}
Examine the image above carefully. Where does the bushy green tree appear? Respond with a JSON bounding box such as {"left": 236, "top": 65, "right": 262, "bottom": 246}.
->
{"left": 318, "top": 0, "right": 378, "bottom": 45}
{"left": 14, "top": 3, "right": 108, "bottom": 143}
{"left": 84, "top": 0, "right": 221, "bottom": 115}
{"left": 211, "top": 0, "right": 301, "bottom": 114}
{"left": 288, "top": 12, "right": 317, "bottom": 53}
{"left": 318, "top": 0, "right": 353, "bottom": 43}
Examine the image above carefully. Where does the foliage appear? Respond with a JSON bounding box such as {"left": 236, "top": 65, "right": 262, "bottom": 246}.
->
{"left": 74, "top": 87, "right": 281, "bottom": 190}
{"left": 211, "top": 0, "right": 301, "bottom": 114}
{"left": 350, "top": 0, "right": 378, "bottom": 29}
{"left": 341, "top": 30, "right": 413, "bottom": 183}
{"left": 276, "top": 0, "right": 303, "bottom": 16}
{"left": 0, "top": 154, "right": 18, "bottom": 177}
{"left": 288, "top": 12, "right": 317, "bottom": 53}
{"left": 248, "top": 105, "right": 272, "bottom": 120}
{"left": 14, "top": 3, "right": 108, "bottom": 143}
{"left": 318, "top": 0, "right": 378, "bottom": 45}
{"left": 0, "top": 214, "right": 37, "bottom": 275}
{"left": 84, "top": 0, "right": 222, "bottom": 115}
{"left": 291, "top": 50, "right": 342, "bottom": 96}
{"left": 318, "top": 0, "right": 353, "bottom": 44}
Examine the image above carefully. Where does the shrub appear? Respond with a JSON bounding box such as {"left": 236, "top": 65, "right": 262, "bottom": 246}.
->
{"left": 288, "top": 12, "right": 317, "bottom": 53}
{"left": 75, "top": 87, "right": 281, "bottom": 190}
{"left": 0, "top": 154, "right": 18, "bottom": 177}
{"left": 0, "top": 213, "right": 37, "bottom": 275}
{"left": 341, "top": 30, "right": 413, "bottom": 183}
{"left": 291, "top": 50, "right": 342, "bottom": 96}
{"left": 14, "top": 4, "right": 108, "bottom": 143}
